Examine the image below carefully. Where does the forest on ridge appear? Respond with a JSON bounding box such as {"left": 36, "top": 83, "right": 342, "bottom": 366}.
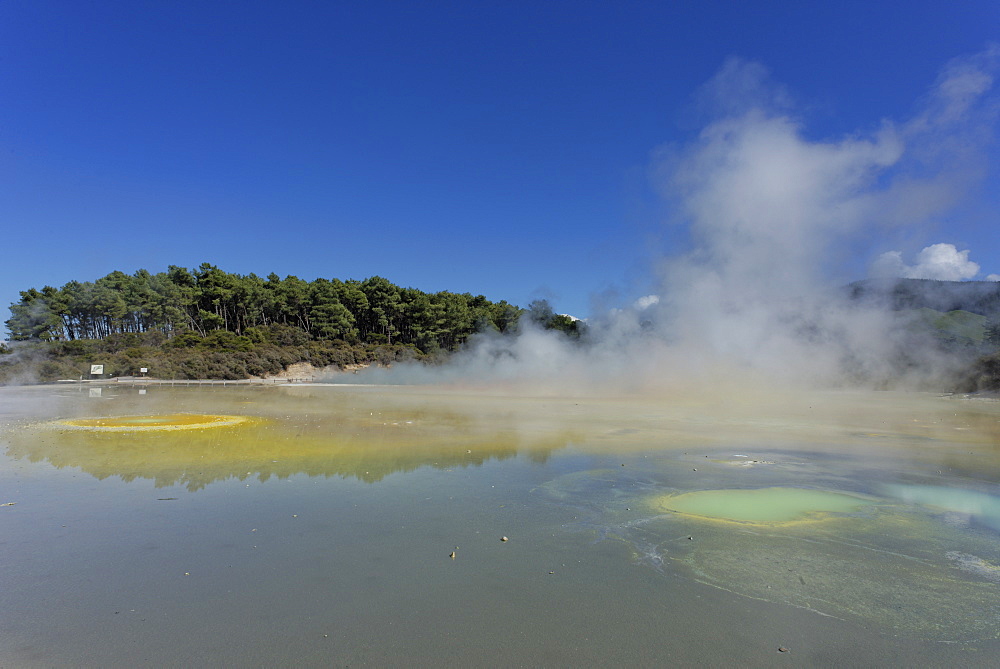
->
{"left": 1, "top": 264, "right": 581, "bottom": 382}
{"left": 6, "top": 264, "right": 528, "bottom": 347}
{"left": 5, "top": 267, "right": 1000, "bottom": 392}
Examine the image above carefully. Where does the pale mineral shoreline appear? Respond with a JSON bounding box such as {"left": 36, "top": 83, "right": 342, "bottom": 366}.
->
{"left": 54, "top": 361, "right": 374, "bottom": 386}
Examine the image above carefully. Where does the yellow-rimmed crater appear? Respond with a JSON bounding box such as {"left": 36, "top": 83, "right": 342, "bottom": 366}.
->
{"left": 51, "top": 413, "right": 252, "bottom": 432}
{"left": 656, "top": 486, "right": 874, "bottom": 524}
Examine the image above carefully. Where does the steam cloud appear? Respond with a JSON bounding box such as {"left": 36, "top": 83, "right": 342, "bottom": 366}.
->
{"left": 344, "top": 48, "right": 1000, "bottom": 393}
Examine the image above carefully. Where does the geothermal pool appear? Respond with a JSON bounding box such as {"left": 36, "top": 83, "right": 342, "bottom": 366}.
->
{"left": 1, "top": 383, "right": 999, "bottom": 666}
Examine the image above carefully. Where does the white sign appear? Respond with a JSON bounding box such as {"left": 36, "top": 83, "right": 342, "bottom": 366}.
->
{"left": 90, "top": 365, "right": 104, "bottom": 375}
{"left": 140, "top": 368, "right": 148, "bottom": 374}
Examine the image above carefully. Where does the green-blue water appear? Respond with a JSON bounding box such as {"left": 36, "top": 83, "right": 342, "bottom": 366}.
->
{"left": 656, "top": 486, "right": 874, "bottom": 522}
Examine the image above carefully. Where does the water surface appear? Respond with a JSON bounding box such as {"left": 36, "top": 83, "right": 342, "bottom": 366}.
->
{"left": 1, "top": 384, "right": 999, "bottom": 666}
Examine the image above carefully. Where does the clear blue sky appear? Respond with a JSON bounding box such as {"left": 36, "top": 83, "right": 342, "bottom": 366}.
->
{"left": 2, "top": 1, "right": 998, "bottom": 334}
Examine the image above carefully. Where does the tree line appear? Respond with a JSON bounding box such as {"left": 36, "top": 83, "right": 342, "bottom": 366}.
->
{"left": 5, "top": 264, "right": 542, "bottom": 353}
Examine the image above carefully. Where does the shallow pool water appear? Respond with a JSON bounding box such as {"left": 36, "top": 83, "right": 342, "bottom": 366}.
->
{"left": 655, "top": 486, "right": 875, "bottom": 523}
{"left": 51, "top": 413, "right": 253, "bottom": 431}
{"left": 2, "top": 384, "right": 999, "bottom": 665}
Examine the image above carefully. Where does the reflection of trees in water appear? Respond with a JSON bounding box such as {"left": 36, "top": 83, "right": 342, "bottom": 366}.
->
{"left": 5, "top": 412, "right": 577, "bottom": 491}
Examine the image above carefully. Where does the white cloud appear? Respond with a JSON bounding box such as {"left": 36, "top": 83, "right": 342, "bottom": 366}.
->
{"left": 633, "top": 295, "right": 660, "bottom": 310}
{"left": 869, "top": 251, "right": 906, "bottom": 278}
{"left": 987, "top": 274, "right": 1000, "bottom": 282}
{"left": 871, "top": 243, "right": 980, "bottom": 281}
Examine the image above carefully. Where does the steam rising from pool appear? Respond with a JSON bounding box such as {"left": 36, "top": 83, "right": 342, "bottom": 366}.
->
{"left": 337, "top": 48, "right": 999, "bottom": 393}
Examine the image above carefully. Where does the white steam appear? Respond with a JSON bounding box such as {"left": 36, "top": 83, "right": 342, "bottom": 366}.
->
{"left": 647, "top": 50, "right": 997, "bottom": 387}
{"left": 340, "top": 48, "right": 999, "bottom": 393}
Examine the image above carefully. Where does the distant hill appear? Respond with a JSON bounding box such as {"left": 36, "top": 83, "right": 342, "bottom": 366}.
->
{"left": 847, "top": 278, "right": 1000, "bottom": 317}
{"left": 844, "top": 281, "right": 1000, "bottom": 392}
{"left": 907, "top": 307, "right": 988, "bottom": 347}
